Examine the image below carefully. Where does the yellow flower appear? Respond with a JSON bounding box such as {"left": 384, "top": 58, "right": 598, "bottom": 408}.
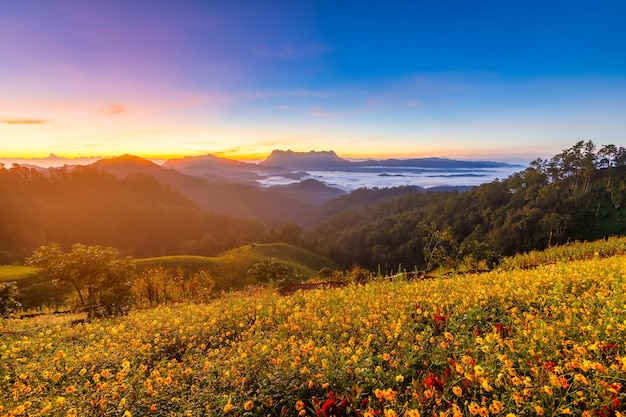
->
{"left": 296, "top": 400, "right": 305, "bottom": 410}
{"left": 535, "top": 405, "right": 545, "bottom": 416}
{"left": 66, "top": 409, "right": 78, "bottom": 417}
{"left": 55, "top": 397, "right": 66, "bottom": 407}
{"left": 452, "top": 385, "right": 463, "bottom": 397}
{"left": 39, "top": 403, "right": 53, "bottom": 414}
{"left": 489, "top": 400, "right": 504, "bottom": 414}
{"left": 405, "top": 410, "right": 421, "bottom": 417}
{"left": 122, "top": 411, "right": 132, "bottom": 417}
{"left": 384, "top": 409, "right": 398, "bottom": 417}
{"left": 264, "top": 397, "right": 273, "bottom": 407}
{"left": 244, "top": 400, "right": 254, "bottom": 411}
{"left": 543, "top": 385, "right": 553, "bottom": 395}
{"left": 223, "top": 402, "right": 233, "bottom": 413}
{"left": 11, "top": 405, "right": 25, "bottom": 415}
{"left": 396, "top": 374, "right": 404, "bottom": 383}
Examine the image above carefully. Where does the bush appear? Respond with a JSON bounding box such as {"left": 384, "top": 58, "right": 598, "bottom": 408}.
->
{"left": 0, "top": 281, "right": 21, "bottom": 314}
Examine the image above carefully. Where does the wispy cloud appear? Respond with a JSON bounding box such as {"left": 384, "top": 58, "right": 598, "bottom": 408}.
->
{"left": 311, "top": 106, "right": 337, "bottom": 118}
{"left": 253, "top": 42, "right": 329, "bottom": 59}
{"left": 2, "top": 118, "right": 48, "bottom": 125}
{"left": 100, "top": 103, "right": 127, "bottom": 115}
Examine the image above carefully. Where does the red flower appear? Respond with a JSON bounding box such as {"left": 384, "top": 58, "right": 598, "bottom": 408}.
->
{"left": 340, "top": 398, "right": 349, "bottom": 409}
{"left": 322, "top": 399, "right": 338, "bottom": 417}
{"left": 425, "top": 374, "right": 444, "bottom": 391}
{"left": 542, "top": 361, "right": 557, "bottom": 373}
{"left": 494, "top": 323, "right": 511, "bottom": 337}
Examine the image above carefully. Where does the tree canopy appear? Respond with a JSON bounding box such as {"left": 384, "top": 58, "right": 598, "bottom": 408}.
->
{"left": 304, "top": 141, "right": 626, "bottom": 273}
{"left": 27, "top": 244, "right": 135, "bottom": 317}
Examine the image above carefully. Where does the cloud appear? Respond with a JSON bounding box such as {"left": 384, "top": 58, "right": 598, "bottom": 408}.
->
{"left": 311, "top": 106, "right": 336, "bottom": 118}
{"left": 253, "top": 42, "right": 329, "bottom": 59}
{"left": 100, "top": 103, "right": 127, "bottom": 115}
{"left": 2, "top": 118, "right": 48, "bottom": 125}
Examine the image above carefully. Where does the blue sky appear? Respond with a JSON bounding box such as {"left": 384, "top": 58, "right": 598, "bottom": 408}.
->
{"left": 1, "top": 0, "right": 624, "bottom": 163}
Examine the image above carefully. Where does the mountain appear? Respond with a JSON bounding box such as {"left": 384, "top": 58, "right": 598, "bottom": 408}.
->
{"left": 91, "top": 155, "right": 314, "bottom": 224}
{"left": 303, "top": 141, "right": 626, "bottom": 273}
{"left": 268, "top": 179, "right": 347, "bottom": 206}
{"left": 352, "top": 157, "right": 516, "bottom": 169}
{"left": 259, "top": 149, "right": 520, "bottom": 172}
{"left": 299, "top": 186, "right": 423, "bottom": 229}
{"left": 259, "top": 150, "right": 351, "bottom": 169}
{"left": 162, "top": 154, "right": 271, "bottom": 184}
{"left": 0, "top": 163, "right": 265, "bottom": 261}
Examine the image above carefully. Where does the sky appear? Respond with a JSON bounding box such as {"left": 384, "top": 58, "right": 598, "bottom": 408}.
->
{"left": 1, "top": 0, "right": 625, "bottom": 164}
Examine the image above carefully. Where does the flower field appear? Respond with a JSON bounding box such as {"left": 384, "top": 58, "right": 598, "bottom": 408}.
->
{"left": 2, "top": 255, "right": 626, "bottom": 417}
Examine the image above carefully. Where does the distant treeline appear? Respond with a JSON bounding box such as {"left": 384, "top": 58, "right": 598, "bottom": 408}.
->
{"left": 0, "top": 165, "right": 266, "bottom": 263}
{"left": 303, "top": 141, "right": 626, "bottom": 272}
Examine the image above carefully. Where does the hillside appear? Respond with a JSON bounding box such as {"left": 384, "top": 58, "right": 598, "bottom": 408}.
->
{"left": 2, "top": 246, "right": 625, "bottom": 416}
{"left": 0, "top": 164, "right": 265, "bottom": 261}
{"left": 134, "top": 243, "right": 338, "bottom": 291}
{"left": 92, "top": 155, "right": 314, "bottom": 224}
{"left": 304, "top": 141, "right": 626, "bottom": 271}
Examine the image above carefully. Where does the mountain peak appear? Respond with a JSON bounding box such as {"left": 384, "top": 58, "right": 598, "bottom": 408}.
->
{"left": 260, "top": 149, "right": 350, "bottom": 169}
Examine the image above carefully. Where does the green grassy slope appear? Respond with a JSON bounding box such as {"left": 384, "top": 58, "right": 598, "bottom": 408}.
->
{"left": 134, "top": 243, "right": 338, "bottom": 290}
{"left": 0, "top": 265, "right": 39, "bottom": 282}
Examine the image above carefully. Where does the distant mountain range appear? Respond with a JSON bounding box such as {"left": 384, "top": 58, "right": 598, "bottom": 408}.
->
{"left": 259, "top": 150, "right": 518, "bottom": 171}
{"left": 0, "top": 150, "right": 521, "bottom": 228}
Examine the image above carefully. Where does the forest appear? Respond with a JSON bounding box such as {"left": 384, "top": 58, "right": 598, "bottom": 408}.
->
{"left": 303, "top": 141, "right": 626, "bottom": 272}
{"left": 0, "top": 165, "right": 266, "bottom": 263}
{"left": 1, "top": 141, "right": 625, "bottom": 275}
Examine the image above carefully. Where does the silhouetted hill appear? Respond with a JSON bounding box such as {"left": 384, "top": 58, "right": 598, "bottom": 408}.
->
{"left": 0, "top": 164, "right": 265, "bottom": 260}
{"left": 91, "top": 155, "right": 314, "bottom": 224}
{"left": 162, "top": 154, "right": 271, "bottom": 184}
{"left": 260, "top": 150, "right": 351, "bottom": 169}
{"left": 299, "top": 186, "right": 423, "bottom": 228}
{"left": 268, "top": 179, "right": 347, "bottom": 206}
{"left": 259, "top": 149, "right": 520, "bottom": 171}
{"left": 352, "top": 157, "right": 516, "bottom": 169}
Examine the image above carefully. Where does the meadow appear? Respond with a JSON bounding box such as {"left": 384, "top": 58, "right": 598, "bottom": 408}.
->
{"left": 2, "top": 251, "right": 625, "bottom": 416}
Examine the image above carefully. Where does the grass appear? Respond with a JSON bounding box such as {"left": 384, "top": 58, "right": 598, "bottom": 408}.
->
{"left": 0, "top": 265, "right": 39, "bottom": 282}
{"left": 134, "top": 243, "right": 338, "bottom": 290}
{"left": 1, "top": 253, "right": 625, "bottom": 416}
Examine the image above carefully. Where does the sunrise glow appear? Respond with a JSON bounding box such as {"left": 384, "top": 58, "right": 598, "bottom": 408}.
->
{"left": 1, "top": 1, "right": 625, "bottom": 163}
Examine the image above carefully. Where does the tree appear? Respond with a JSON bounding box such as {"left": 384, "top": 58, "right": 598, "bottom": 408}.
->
{"left": 247, "top": 258, "right": 292, "bottom": 285}
{"left": 0, "top": 281, "right": 21, "bottom": 315}
{"left": 26, "top": 243, "right": 135, "bottom": 317}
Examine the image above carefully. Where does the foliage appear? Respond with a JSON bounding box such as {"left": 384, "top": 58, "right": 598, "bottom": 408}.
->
{"left": 500, "top": 236, "right": 626, "bottom": 270}
{"left": 1, "top": 253, "right": 626, "bottom": 416}
{"left": 26, "top": 244, "right": 135, "bottom": 317}
{"left": 134, "top": 243, "right": 338, "bottom": 292}
{"left": 247, "top": 258, "right": 292, "bottom": 285}
{"left": 0, "top": 164, "right": 265, "bottom": 261}
{"left": 0, "top": 281, "right": 20, "bottom": 315}
{"left": 133, "top": 267, "right": 216, "bottom": 307}
{"left": 305, "top": 141, "right": 626, "bottom": 273}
